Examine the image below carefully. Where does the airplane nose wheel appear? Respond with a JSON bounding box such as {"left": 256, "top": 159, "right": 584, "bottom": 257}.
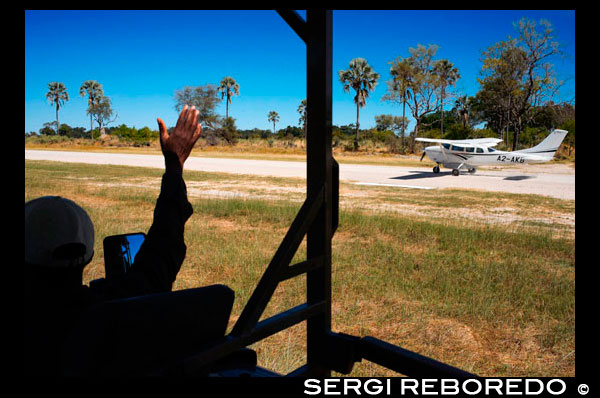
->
{"left": 452, "top": 169, "right": 459, "bottom": 176}
{"left": 433, "top": 165, "right": 440, "bottom": 173}
{"left": 468, "top": 168, "right": 476, "bottom": 174}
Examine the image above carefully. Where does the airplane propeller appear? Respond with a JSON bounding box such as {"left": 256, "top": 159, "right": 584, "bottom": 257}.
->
{"left": 420, "top": 151, "right": 426, "bottom": 162}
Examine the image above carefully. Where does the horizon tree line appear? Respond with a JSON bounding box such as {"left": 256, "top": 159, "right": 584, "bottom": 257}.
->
{"left": 38, "top": 17, "right": 572, "bottom": 152}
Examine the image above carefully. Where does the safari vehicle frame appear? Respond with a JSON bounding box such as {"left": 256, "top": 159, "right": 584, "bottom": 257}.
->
{"left": 153, "top": 10, "right": 475, "bottom": 378}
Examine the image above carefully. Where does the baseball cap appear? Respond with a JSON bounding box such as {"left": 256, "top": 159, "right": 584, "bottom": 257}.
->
{"left": 25, "top": 196, "right": 95, "bottom": 268}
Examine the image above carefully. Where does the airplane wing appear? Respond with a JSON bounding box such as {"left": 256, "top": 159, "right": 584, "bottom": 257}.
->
{"left": 415, "top": 137, "right": 502, "bottom": 147}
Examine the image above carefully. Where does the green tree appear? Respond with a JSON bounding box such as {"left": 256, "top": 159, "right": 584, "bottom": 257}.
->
{"left": 220, "top": 116, "right": 239, "bottom": 145}
{"left": 174, "top": 85, "right": 222, "bottom": 129}
{"left": 297, "top": 99, "right": 307, "bottom": 137}
{"left": 57, "top": 123, "right": 72, "bottom": 137}
{"left": 478, "top": 18, "right": 564, "bottom": 150}
{"left": 374, "top": 114, "right": 407, "bottom": 136}
{"left": 268, "top": 111, "right": 280, "bottom": 135}
{"left": 420, "top": 110, "right": 460, "bottom": 131}
{"left": 432, "top": 59, "right": 460, "bottom": 138}
{"left": 338, "top": 58, "right": 380, "bottom": 150}
{"left": 79, "top": 80, "right": 104, "bottom": 141}
{"left": 39, "top": 122, "right": 57, "bottom": 136}
{"left": 443, "top": 123, "right": 472, "bottom": 140}
{"left": 45, "top": 82, "right": 69, "bottom": 134}
{"left": 218, "top": 76, "right": 240, "bottom": 119}
{"left": 88, "top": 96, "right": 118, "bottom": 137}
{"left": 546, "top": 101, "right": 574, "bottom": 155}
{"left": 453, "top": 95, "right": 470, "bottom": 128}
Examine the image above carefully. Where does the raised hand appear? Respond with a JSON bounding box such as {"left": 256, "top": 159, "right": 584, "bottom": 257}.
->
{"left": 157, "top": 105, "right": 202, "bottom": 170}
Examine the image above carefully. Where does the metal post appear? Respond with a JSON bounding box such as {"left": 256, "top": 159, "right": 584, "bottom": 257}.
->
{"left": 305, "top": 9, "right": 333, "bottom": 377}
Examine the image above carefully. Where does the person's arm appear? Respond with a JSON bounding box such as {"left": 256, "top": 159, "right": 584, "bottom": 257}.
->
{"left": 90, "top": 106, "right": 202, "bottom": 300}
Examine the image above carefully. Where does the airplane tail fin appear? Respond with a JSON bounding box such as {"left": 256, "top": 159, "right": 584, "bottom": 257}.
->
{"left": 516, "top": 129, "right": 568, "bottom": 159}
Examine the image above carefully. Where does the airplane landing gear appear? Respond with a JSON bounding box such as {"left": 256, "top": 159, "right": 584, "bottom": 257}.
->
{"left": 452, "top": 169, "right": 459, "bottom": 176}
{"left": 433, "top": 165, "right": 440, "bottom": 173}
{"left": 468, "top": 168, "right": 477, "bottom": 174}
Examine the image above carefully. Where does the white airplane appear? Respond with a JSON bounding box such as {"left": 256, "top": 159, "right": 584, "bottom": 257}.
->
{"left": 416, "top": 129, "right": 568, "bottom": 176}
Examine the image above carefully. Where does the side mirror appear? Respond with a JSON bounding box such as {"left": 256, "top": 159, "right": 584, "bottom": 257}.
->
{"left": 103, "top": 232, "right": 146, "bottom": 280}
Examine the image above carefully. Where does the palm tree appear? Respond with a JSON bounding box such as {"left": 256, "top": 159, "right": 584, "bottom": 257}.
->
{"left": 338, "top": 58, "right": 380, "bottom": 150}
{"left": 432, "top": 59, "right": 460, "bottom": 138}
{"left": 79, "top": 80, "right": 104, "bottom": 140}
{"left": 389, "top": 58, "right": 414, "bottom": 149}
{"left": 45, "top": 82, "right": 69, "bottom": 135}
{"left": 218, "top": 76, "right": 240, "bottom": 119}
{"left": 268, "top": 111, "right": 280, "bottom": 135}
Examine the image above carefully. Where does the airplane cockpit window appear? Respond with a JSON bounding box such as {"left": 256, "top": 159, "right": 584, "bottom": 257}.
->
{"left": 476, "top": 147, "right": 484, "bottom": 153}
{"left": 451, "top": 145, "right": 464, "bottom": 152}
{"left": 466, "top": 146, "right": 474, "bottom": 153}
{"left": 488, "top": 147, "right": 496, "bottom": 152}
{"left": 442, "top": 143, "right": 451, "bottom": 150}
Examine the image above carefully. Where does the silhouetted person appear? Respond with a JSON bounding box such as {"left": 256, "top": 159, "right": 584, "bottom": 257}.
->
{"left": 24, "top": 105, "right": 203, "bottom": 377}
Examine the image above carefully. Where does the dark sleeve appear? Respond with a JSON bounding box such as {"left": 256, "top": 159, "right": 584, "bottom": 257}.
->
{"left": 89, "top": 152, "right": 193, "bottom": 300}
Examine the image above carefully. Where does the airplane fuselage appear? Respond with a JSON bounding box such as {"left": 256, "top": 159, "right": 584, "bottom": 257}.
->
{"left": 417, "top": 129, "right": 567, "bottom": 175}
{"left": 424, "top": 144, "right": 550, "bottom": 170}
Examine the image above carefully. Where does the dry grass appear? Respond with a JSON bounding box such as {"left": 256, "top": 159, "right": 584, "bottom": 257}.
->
{"left": 25, "top": 159, "right": 575, "bottom": 376}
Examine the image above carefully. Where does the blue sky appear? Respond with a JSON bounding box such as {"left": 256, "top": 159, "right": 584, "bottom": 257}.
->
{"left": 25, "top": 10, "right": 575, "bottom": 134}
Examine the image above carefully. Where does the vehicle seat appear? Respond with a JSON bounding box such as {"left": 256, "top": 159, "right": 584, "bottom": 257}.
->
{"left": 61, "top": 284, "right": 237, "bottom": 376}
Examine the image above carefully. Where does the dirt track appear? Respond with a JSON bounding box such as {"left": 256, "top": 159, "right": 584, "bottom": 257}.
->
{"left": 25, "top": 149, "right": 575, "bottom": 200}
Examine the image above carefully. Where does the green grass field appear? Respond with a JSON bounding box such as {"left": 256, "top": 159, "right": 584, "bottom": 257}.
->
{"left": 25, "top": 159, "right": 575, "bottom": 376}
